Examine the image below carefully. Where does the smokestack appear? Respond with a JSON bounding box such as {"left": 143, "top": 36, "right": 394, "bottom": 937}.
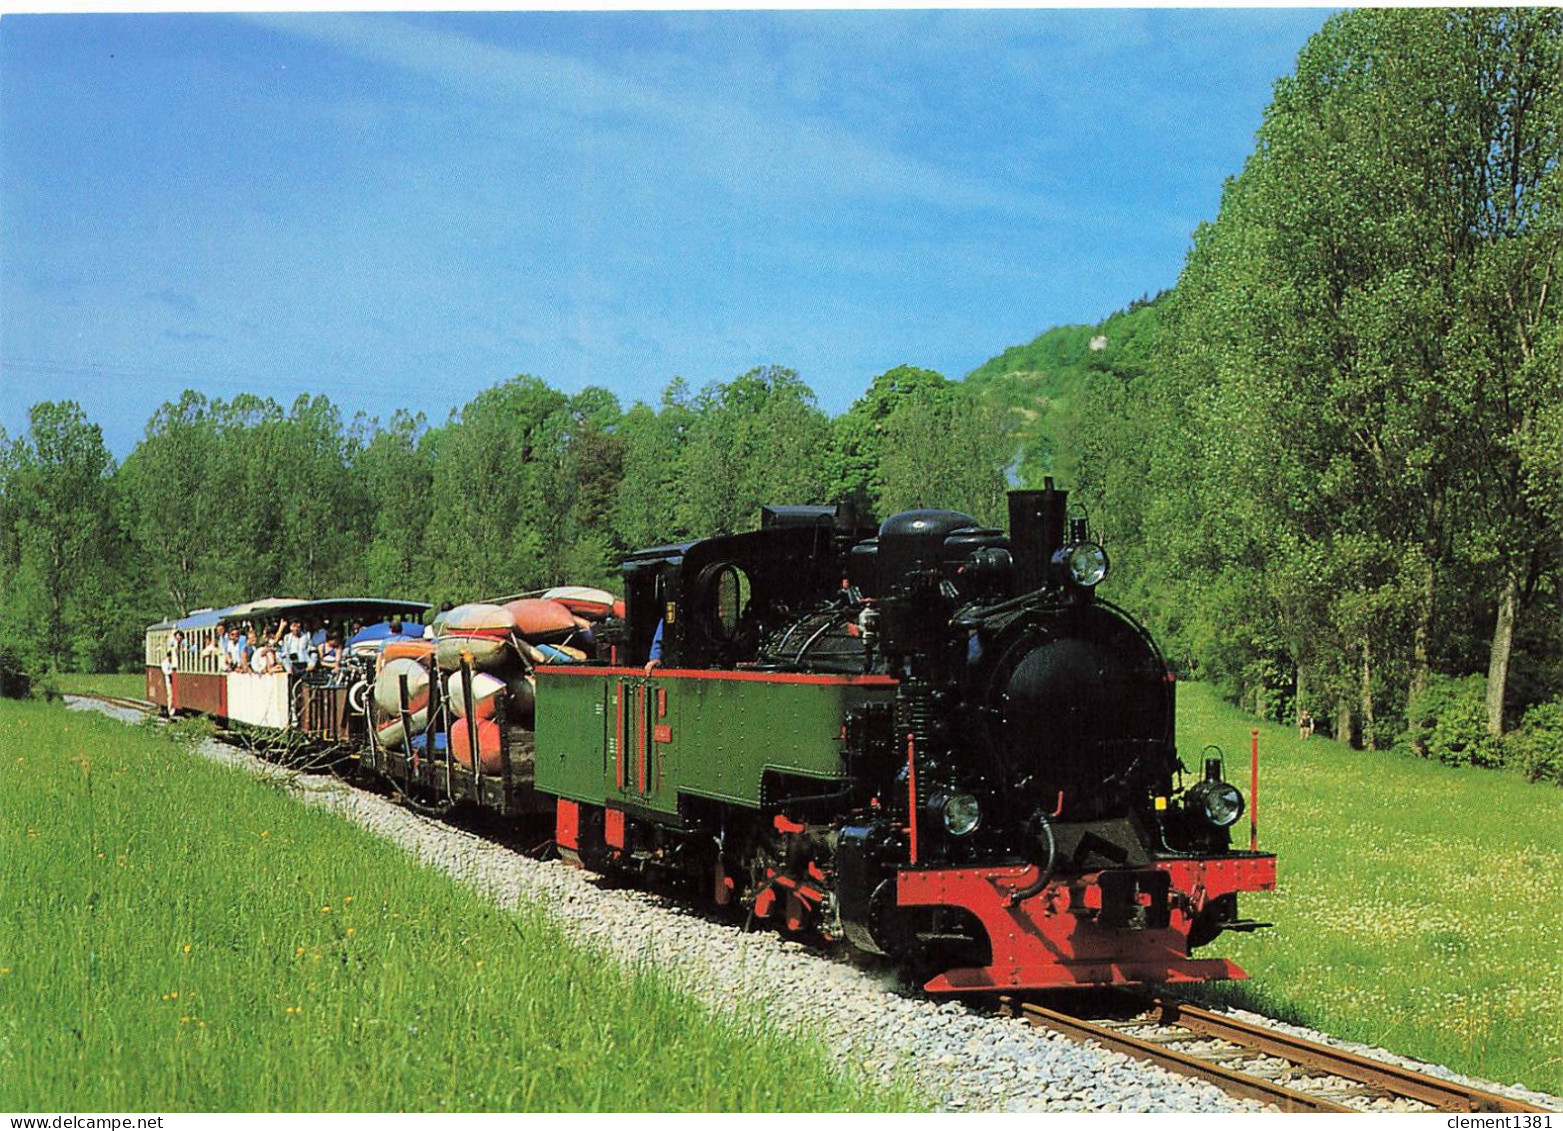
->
{"left": 1007, "top": 478, "right": 1068, "bottom": 593}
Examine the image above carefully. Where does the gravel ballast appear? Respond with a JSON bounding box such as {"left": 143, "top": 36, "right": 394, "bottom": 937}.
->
{"left": 63, "top": 698, "right": 1560, "bottom": 1114}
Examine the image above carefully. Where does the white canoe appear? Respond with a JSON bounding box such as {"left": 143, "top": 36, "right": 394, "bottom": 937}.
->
{"left": 374, "top": 657, "right": 431, "bottom": 716}
{"left": 447, "top": 670, "right": 505, "bottom": 720}
{"left": 441, "top": 603, "right": 517, "bottom": 638}
{"left": 375, "top": 708, "right": 430, "bottom": 751}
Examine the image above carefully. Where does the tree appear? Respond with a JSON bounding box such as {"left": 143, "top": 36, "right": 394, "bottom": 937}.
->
{"left": 677, "top": 367, "right": 831, "bottom": 536}
{"left": 827, "top": 365, "right": 951, "bottom": 516}
{"left": 0, "top": 403, "right": 122, "bottom": 671}
{"left": 875, "top": 384, "right": 1010, "bottom": 527}
{"left": 1436, "top": 10, "right": 1563, "bottom": 733}
{"left": 426, "top": 376, "right": 570, "bottom": 601}
{"left": 613, "top": 386, "right": 691, "bottom": 551}
{"left": 353, "top": 409, "right": 436, "bottom": 598}
{"left": 120, "top": 390, "right": 220, "bottom": 617}
{"left": 272, "top": 394, "right": 362, "bottom": 597}
{"left": 1136, "top": 9, "right": 1563, "bottom": 744}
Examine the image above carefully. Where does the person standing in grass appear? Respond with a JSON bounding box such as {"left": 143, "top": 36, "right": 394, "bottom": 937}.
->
{"left": 161, "top": 629, "right": 183, "bottom": 717}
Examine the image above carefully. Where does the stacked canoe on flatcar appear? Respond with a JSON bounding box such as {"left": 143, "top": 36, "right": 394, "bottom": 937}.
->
{"left": 363, "top": 587, "right": 617, "bottom": 813}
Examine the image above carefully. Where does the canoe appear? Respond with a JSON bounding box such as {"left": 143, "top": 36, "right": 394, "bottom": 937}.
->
{"left": 530, "top": 642, "right": 586, "bottom": 664}
{"left": 541, "top": 586, "right": 618, "bottom": 621}
{"left": 451, "top": 719, "right": 535, "bottom": 777}
{"left": 504, "top": 598, "right": 578, "bottom": 642}
{"left": 451, "top": 717, "right": 503, "bottom": 773}
{"left": 373, "top": 657, "right": 430, "bottom": 716}
{"left": 441, "top": 603, "right": 517, "bottom": 638}
{"left": 447, "top": 670, "right": 505, "bottom": 720}
{"left": 436, "top": 633, "right": 514, "bottom": 674}
{"left": 448, "top": 671, "right": 537, "bottom": 724}
{"left": 509, "top": 674, "right": 536, "bottom": 723}
{"left": 375, "top": 708, "right": 429, "bottom": 751}
{"left": 381, "top": 639, "right": 436, "bottom": 664}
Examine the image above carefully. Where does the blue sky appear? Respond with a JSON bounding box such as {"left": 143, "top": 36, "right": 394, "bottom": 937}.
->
{"left": 1, "top": 9, "right": 1331, "bottom": 458}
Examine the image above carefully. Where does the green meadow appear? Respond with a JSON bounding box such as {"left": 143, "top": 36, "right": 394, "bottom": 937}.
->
{"left": 1176, "top": 682, "right": 1563, "bottom": 1097}
{"left": 49, "top": 673, "right": 147, "bottom": 700}
{"left": 0, "top": 699, "right": 913, "bottom": 1112}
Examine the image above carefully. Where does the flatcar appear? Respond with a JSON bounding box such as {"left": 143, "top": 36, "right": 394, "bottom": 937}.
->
{"left": 146, "top": 483, "right": 1276, "bottom": 994}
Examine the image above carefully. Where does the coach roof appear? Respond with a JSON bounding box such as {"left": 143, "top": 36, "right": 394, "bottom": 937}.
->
{"left": 148, "top": 596, "right": 431, "bottom": 632}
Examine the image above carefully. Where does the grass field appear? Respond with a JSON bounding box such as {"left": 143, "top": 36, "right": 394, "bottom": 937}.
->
{"left": 49, "top": 672, "right": 147, "bottom": 700}
{"left": 0, "top": 699, "right": 915, "bottom": 1112}
{"left": 1175, "top": 681, "right": 1563, "bottom": 1095}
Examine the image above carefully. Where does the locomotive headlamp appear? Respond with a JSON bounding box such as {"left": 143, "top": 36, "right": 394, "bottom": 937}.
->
{"left": 1187, "top": 780, "right": 1245, "bottom": 828}
{"left": 1064, "top": 542, "right": 1110, "bottom": 587}
{"left": 939, "top": 793, "right": 982, "bottom": 837}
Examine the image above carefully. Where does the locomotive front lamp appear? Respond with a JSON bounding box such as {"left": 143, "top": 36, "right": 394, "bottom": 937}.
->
{"left": 1188, "top": 780, "right": 1245, "bottom": 828}
{"left": 1065, "top": 542, "right": 1110, "bottom": 587}
{"left": 940, "top": 793, "right": 983, "bottom": 837}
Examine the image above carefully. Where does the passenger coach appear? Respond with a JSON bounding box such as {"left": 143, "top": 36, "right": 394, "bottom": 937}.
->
{"left": 146, "top": 597, "right": 430, "bottom": 738}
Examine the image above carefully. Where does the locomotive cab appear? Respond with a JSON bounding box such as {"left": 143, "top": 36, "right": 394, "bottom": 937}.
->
{"left": 620, "top": 504, "right": 874, "bottom": 671}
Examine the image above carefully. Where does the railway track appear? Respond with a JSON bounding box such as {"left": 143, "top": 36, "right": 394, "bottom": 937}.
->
{"left": 1006, "top": 995, "right": 1554, "bottom": 1114}
{"left": 65, "top": 692, "right": 159, "bottom": 716}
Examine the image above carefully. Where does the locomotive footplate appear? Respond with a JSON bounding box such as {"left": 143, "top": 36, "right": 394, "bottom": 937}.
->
{"left": 896, "top": 854, "right": 1277, "bottom": 993}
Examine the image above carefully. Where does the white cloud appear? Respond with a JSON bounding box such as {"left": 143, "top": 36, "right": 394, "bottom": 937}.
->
{"left": 247, "top": 12, "right": 1062, "bottom": 223}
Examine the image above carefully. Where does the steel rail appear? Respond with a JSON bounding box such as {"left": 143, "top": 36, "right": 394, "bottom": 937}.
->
{"left": 1015, "top": 1001, "right": 1355, "bottom": 1112}
{"left": 1154, "top": 998, "right": 1552, "bottom": 1114}
{"left": 66, "top": 692, "right": 159, "bottom": 716}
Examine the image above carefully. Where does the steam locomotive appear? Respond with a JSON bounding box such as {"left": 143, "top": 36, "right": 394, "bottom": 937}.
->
{"left": 539, "top": 482, "right": 1275, "bottom": 991}
{"left": 145, "top": 482, "right": 1275, "bottom": 993}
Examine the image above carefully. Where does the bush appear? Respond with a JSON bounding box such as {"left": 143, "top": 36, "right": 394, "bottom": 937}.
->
{"left": 0, "top": 648, "right": 30, "bottom": 699}
{"left": 1504, "top": 697, "right": 1563, "bottom": 787}
{"left": 1401, "top": 673, "right": 1504, "bottom": 768}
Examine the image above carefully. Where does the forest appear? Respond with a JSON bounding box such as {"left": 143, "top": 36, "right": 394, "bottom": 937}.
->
{"left": 2, "top": 9, "right": 1559, "bottom": 783}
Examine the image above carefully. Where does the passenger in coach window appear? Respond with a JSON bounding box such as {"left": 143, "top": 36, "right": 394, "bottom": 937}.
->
{"left": 222, "top": 625, "right": 251, "bottom": 672}
{"left": 280, "top": 619, "right": 317, "bottom": 673}
{"left": 201, "top": 626, "right": 224, "bottom": 668}
{"left": 319, "top": 633, "right": 343, "bottom": 677}
{"left": 251, "top": 641, "right": 283, "bottom": 674}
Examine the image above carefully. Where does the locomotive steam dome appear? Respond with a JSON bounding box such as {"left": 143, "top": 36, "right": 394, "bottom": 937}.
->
{"left": 875, "top": 508, "right": 988, "bottom": 581}
{"left": 987, "top": 604, "right": 1174, "bottom": 821}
